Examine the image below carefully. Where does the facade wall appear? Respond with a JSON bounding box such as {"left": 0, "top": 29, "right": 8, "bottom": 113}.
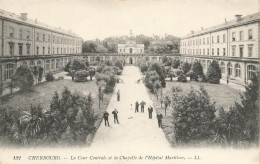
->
{"left": 0, "top": 15, "right": 83, "bottom": 84}
{"left": 180, "top": 17, "right": 259, "bottom": 85}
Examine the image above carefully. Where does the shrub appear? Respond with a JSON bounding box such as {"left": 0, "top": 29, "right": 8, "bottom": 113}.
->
{"left": 74, "top": 70, "right": 89, "bottom": 82}
{"left": 13, "top": 65, "right": 34, "bottom": 90}
{"left": 144, "top": 70, "right": 160, "bottom": 93}
{"left": 177, "top": 72, "right": 187, "bottom": 82}
{"left": 172, "top": 58, "right": 180, "bottom": 69}
{"left": 70, "top": 58, "right": 86, "bottom": 72}
{"left": 149, "top": 62, "right": 166, "bottom": 88}
{"left": 140, "top": 63, "right": 148, "bottom": 73}
{"left": 45, "top": 72, "right": 55, "bottom": 82}
{"left": 207, "top": 60, "right": 222, "bottom": 84}
{"left": 172, "top": 86, "right": 216, "bottom": 144}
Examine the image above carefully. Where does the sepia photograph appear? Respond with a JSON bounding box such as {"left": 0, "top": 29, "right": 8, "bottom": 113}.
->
{"left": 0, "top": 0, "right": 259, "bottom": 163}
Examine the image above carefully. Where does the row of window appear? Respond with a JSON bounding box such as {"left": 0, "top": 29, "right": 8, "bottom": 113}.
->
{"left": 2, "top": 58, "right": 69, "bottom": 80}
{"left": 9, "top": 26, "right": 81, "bottom": 45}
{"left": 119, "top": 48, "right": 143, "bottom": 53}
{"left": 8, "top": 42, "right": 81, "bottom": 56}
{"left": 181, "top": 45, "right": 253, "bottom": 57}
{"left": 181, "top": 29, "right": 253, "bottom": 46}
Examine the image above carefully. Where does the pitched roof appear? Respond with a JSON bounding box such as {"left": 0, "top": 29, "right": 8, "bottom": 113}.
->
{"left": 182, "top": 12, "right": 260, "bottom": 39}
{"left": 0, "top": 9, "right": 82, "bottom": 39}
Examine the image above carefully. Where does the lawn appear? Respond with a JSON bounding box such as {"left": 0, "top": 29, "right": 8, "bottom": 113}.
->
{"left": 0, "top": 78, "right": 113, "bottom": 145}
{"left": 148, "top": 81, "right": 243, "bottom": 146}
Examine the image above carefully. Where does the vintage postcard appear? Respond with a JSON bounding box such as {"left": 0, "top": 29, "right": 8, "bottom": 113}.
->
{"left": 0, "top": 0, "right": 259, "bottom": 163}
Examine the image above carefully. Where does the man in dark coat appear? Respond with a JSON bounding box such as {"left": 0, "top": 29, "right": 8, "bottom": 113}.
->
{"left": 117, "top": 90, "right": 120, "bottom": 101}
{"left": 135, "top": 100, "right": 139, "bottom": 113}
{"left": 140, "top": 100, "right": 146, "bottom": 113}
{"left": 148, "top": 105, "right": 153, "bottom": 119}
{"left": 103, "top": 111, "right": 110, "bottom": 126}
{"left": 157, "top": 113, "right": 163, "bottom": 128}
{"left": 112, "top": 109, "right": 119, "bottom": 124}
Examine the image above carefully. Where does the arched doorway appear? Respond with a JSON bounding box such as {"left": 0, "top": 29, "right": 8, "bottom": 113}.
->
{"left": 129, "top": 48, "right": 133, "bottom": 54}
{"left": 129, "top": 57, "right": 133, "bottom": 64}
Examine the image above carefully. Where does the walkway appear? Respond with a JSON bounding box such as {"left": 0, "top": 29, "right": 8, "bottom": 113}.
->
{"left": 88, "top": 66, "right": 172, "bottom": 155}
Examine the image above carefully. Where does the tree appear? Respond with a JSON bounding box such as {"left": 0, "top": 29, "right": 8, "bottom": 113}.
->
{"left": 45, "top": 72, "right": 55, "bottom": 82}
{"left": 180, "top": 62, "right": 191, "bottom": 75}
{"left": 70, "top": 59, "right": 86, "bottom": 72}
{"left": 149, "top": 62, "right": 166, "bottom": 88}
{"left": 13, "top": 65, "right": 34, "bottom": 90}
{"left": 162, "top": 55, "right": 168, "bottom": 64}
{"left": 20, "top": 105, "right": 46, "bottom": 143}
{"left": 188, "top": 61, "right": 204, "bottom": 81}
{"left": 172, "top": 58, "right": 180, "bottom": 69}
{"left": 38, "top": 67, "right": 44, "bottom": 83}
{"left": 207, "top": 60, "right": 222, "bottom": 84}
{"left": 172, "top": 86, "right": 216, "bottom": 144}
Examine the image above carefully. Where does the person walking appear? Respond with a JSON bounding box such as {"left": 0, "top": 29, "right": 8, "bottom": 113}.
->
{"left": 135, "top": 100, "right": 139, "bottom": 113}
{"left": 112, "top": 109, "right": 119, "bottom": 124}
{"left": 148, "top": 105, "right": 153, "bottom": 119}
{"left": 103, "top": 111, "right": 110, "bottom": 127}
{"left": 140, "top": 100, "right": 146, "bottom": 113}
{"left": 157, "top": 113, "right": 163, "bottom": 128}
{"left": 117, "top": 90, "right": 120, "bottom": 101}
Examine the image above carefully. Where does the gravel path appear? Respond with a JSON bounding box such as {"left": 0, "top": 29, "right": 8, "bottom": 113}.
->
{"left": 89, "top": 66, "right": 172, "bottom": 155}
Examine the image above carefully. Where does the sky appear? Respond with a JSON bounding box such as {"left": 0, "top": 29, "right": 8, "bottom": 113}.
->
{"left": 0, "top": 0, "right": 258, "bottom": 40}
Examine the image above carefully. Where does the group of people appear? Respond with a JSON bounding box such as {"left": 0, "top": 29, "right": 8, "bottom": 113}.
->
{"left": 103, "top": 90, "right": 163, "bottom": 128}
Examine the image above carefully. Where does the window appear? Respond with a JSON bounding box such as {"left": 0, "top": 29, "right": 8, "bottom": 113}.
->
{"left": 56, "top": 59, "right": 59, "bottom": 69}
{"left": 235, "top": 64, "right": 241, "bottom": 77}
{"left": 4, "top": 64, "right": 14, "bottom": 80}
{"left": 217, "top": 48, "right": 219, "bottom": 56}
{"left": 18, "top": 43, "right": 23, "bottom": 56}
{"left": 223, "top": 34, "right": 226, "bottom": 42}
{"left": 37, "top": 60, "right": 41, "bottom": 67}
{"left": 46, "top": 60, "right": 50, "bottom": 71}
{"left": 223, "top": 48, "right": 226, "bottom": 56}
{"left": 247, "top": 65, "right": 256, "bottom": 80}
{"left": 60, "top": 58, "right": 64, "bottom": 68}
{"left": 43, "top": 47, "right": 45, "bottom": 54}
{"left": 248, "top": 45, "right": 253, "bottom": 57}
{"left": 217, "top": 36, "right": 219, "bottom": 43}
{"left": 232, "top": 46, "right": 236, "bottom": 57}
{"left": 212, "top": 36, "right": 214, "bottom": 43}
{"left": 43, "top": 34, "right": 45, "bottom": 42}
{"left": 48, "top": 35, "right": 50, "bottom": 42}
{"left": 36, "top": 46, "right": 39, "bottom": 55}
{"left": 239, "top": 31, "right": 244, "bottom": 41}
{"left": 9, "top": 42, "right": 14, "bottom": 56}
{"left": 203, "top": 49, "right": 205, "bottom": 55}
{"left": 36, "top": 33, "right": 39, "bottom": 41}
{"left": 221, "top": 62, "right": 225, "bottom": 74}
{"left": 227, "top": 63, "right": 233, "bottom": 76}
{"left": 53, "top": 48, "right": 55, "bottom": 54}
{"left": 19, "top": 29, "right": 22, "bottom": 39}
{"left": 9, "top": 27, "right": 14, "bottom": 38}
{"left": 239, "top": 46, "right": 244, "bottom": 58}
{"left": 207, "top": 49, "right": 209, "bottom": 55}
{"left": 53, "top": 36, "right": 55, "bottom": 43}
{"left": 51, "top": 59, "right": 55, "bottom": 69}
{"left": 248, "top": 29, "right": 253, "bottom": 40}
{"left": 203, "top": 38, "right": 205, "bottom": 44}
{"left": 232, "top": 32, "right": 236, "bottom": 41}
{"left": 212, "top": 48, "right": 214, "bottom": 55}
{"left": 48, "top": 47, "right": 50, "bottom": 54}
{"left": 57, "top": 48, "right": 59, "bottom": 54}
{"left": 26, "top": 44, "right": 30, "bottom": 55}
{"left": 61, "top": 48, "right": 63, "bottom": 54}
{"left": 207, "top": 37, "right": 209, "bottom": 44}
{"left": 27, "top": 31, "right": 30, "bottom": 40}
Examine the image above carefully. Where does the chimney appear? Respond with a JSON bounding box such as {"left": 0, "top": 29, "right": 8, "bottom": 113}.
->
{"left": 191, "top": 30, "right": 194, "bottom": 34}
{"left": 235, "top": 15, "right": 242, "bottom": 21}
{"left": 20, "top": 13, "right": 28, "bottom": 21}
{"left": 201, "top": 27, "right": 204, "bottom": 30}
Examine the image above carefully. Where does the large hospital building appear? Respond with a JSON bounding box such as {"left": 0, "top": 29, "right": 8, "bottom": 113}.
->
{"left": 0, "top": 9, "right": 83, "bottom": 84}
{"left": 180, "top": 12, "right": 259, "bottom": 84}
